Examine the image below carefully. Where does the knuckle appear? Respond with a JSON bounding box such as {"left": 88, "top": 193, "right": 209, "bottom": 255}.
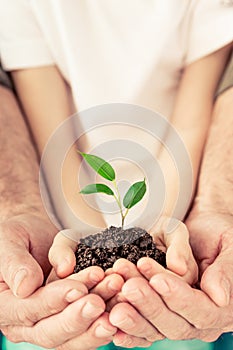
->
{"left": 194, "top": 315, "right": 218, "bottom": 330}
{"left": 144, "top": 303, "right": 164, "bottom": 321}
{"left": 131, "top": 339, "right": 152, "bottom": 348}
{"left": 200, "top": 332, "right": 221, "bottom": 343}
{"left": 194, "top": 319, "right": 207, "bottom": 330}
{"left": 168, "top": 329, "right": 194, "bottom": 341}
{"left": 137, "top": 323, "right": 159, "bottom": 341}
{"left": 44, "top": 295, "right": 62, "bottom": 315}
{"left": 204, "top": 335, "right": 220, "bottom": 343}
{"left": 24, "top": 309, "right": 41, "bottom": 325}
{"left": 145, "top": 332, "right": 161, "bottom": 342}
{"left": 14, "top": 308, "right": 31, "bottom": 326}
{"left": 1, "top": 327, "right": 24, "bottom": 344}
{"left": 31, "top": 328, "right": 56, "bottom": 349}
{"left": 60, "top": 313, "right": 81, "bottom": 334}
{"left": 172, "top": 293, "right": 193, "bottom": 314}
{"left": 57, "top": 344, "right": 69, "bottom": 350}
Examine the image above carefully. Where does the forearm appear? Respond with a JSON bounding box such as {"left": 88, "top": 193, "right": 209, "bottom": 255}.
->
{"left": 0, "top": 86, "right": 52, "bottom": 222}
{"left": 12, "top": 67, "right": 106, "bottom": 231}
{"left": 158, "top": 45, "right": 232, "bottom": 219}
{"left": 192, "top": 86, "right": 233, "bottom": 215}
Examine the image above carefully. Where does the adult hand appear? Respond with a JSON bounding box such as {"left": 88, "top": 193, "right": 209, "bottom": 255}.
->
{"left": 108, "top": 259, "right": 190, "bottom": 347}
{"left": 1, "top": 273, "right": 117, "bottom": 349}
{"left": 107, "top": 216, "right": 198, "bottom": 312}
{"left": 0, "top": 214, "right": 117, "bottom": 349}
{"left": 109, "top": 212, "right": 233, "bottom": 345}
{"left": 0, "top": 213, "right": 57, "bottom": 298}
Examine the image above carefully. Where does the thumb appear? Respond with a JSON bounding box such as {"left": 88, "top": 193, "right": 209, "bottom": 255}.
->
{"left": 0, "top": 240, "right": 44, "bottom": 298}
{"left": 152, "top": 218, "right": 198, "bottom": 285}
{"left": 200, "top": 233, "right": 233, "bottom": 307}
{"left": 48, "top": 230, "right": 77, "bottom": 278}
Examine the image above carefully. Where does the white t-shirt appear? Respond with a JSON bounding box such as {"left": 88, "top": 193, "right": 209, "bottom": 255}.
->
{"left": 0, "top": 0, "right": 232, "bottom": 231}
{"left": 0, "top": 0, "right": 232, "bottom": 115}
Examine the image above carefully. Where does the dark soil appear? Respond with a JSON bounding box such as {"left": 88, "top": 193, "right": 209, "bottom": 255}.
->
{"left": 74, "top": 226, "right": 166, "bottom": 273}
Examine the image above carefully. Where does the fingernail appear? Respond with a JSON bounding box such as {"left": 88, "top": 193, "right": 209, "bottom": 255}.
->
{"left": 65, "top": 289, "right": 85, "bottom": 302}
{"left": 114, "top": 337, "right": 133, "bottom": 347}
{"left": 114, "top": 316, "right": 135, "bottom": 329}
{"left": 57, "top": 258, "right": 71, "bottom": 274}
{"left": 139, "top": 262, "right": 152, "bottom": 273}
{"left": 178, "top": 258, "right": 188, "bottom": 275}
{"left": 90, "top": 271, "right": 102, "bottom": 283}
{"left": 95, "top": 325, "right": 116, "bottom": 338}
{"left": 122, "top": 287, "right": 144, "bottom": 301}
{"left": 13, "top": 269, "right": 28, "bottom": 296}
{"left": 150, "top": 278, "right": 170, "bottom": 295}
{"left": 116, "top": 293, "right": 126, "bottom": 303}
{"left": 82, "top": 302, "right": 104, "bottom": 319}
{"left": 107, "top": 280, "right": 119, "bottom": 292}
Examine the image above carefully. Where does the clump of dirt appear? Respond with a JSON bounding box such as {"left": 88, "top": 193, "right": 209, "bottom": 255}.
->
{"left": 74, "top": 226, "right": 166, "bottom": 273}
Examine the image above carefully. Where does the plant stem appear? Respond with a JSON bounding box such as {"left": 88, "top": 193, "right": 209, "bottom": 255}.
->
{"left": 121, "top": 207, "right": 130, "bottom": 227}
{"left": 112, "top": 179, "right": 125, "bottom": 227}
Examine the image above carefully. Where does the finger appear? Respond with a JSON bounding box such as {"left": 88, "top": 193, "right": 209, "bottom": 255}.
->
{"left": 138, "top": 256, "right": 196, "bottom": 289}
{"left": 0, "top": 278, "right": 88, "bottom": 327}
{"left": 149, "top": 273, "right": 227, "bottom": 336}
{"left": 137, "top": 257, "right": 166, "bottom": 280}
{"left": 67, "top": 266, "right": 105, "bottom": 290}
{"left": 105, "top": 267, "right": 114, "bottom": 275}
{"left": 47, "top": 265, "right": 105, "bottom": 288}
{"left": 48, "top": 231, "right": 77, "bottom": 278}
{"left": 57, "top": 312, "right": 116, "bottom": 350}
{"left": 106, "top": 292, "right": 128, "bottom": 312}
{"left": 122, "top": 277, "right": 198, "bottom": 340}
{"left": 112, "top": 259, "right": 142, "bottom": 280}
{"left": 0, "top": 237, "right": 44, "bottom": 298}
{"left": 201, "top": 232, "right": 233, "bottom": 307}
{"left": 46, "top": 267, "right": 59, "bottom": 283}
{"left": 3, "top": 294, "right": 105, "bottom": 348}
{"left": 110, "top": 302, "right": 164, "bottom": 342}
{"left": 91, "top": 273, "right": 124, "bottom": 300}
{"left": 113, "top": 330, "right": 153, "bottom": 348}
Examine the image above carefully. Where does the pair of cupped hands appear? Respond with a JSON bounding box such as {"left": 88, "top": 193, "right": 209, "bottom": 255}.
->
{"left": 46, "top": 216, "right": 198, "bottom": 348}
{"left": 1, "top": 213, "right": 232, "bottom": 349}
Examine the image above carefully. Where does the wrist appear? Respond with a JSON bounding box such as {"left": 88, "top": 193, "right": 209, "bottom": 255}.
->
{"left": 189, "top": 193, "right": 233, "bottom": 220}
{"left": 186, "top": 207, "right": 233, "bottom": 237}
{"left": 0, "top": 206, "right": 58, "bottom": 238}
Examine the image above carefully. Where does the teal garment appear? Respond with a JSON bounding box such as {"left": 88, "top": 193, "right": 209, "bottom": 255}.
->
{"left": 2, "top": 336, "right": 214, "bottom": 350}
{"left": 214, "top": 333, "right": 233, "bottom": 350}
{"left": 99, "top": 339, "right": 213, "bottom": 350}
{"left": 2, "top": 338, "right": 46, "bottom": 350}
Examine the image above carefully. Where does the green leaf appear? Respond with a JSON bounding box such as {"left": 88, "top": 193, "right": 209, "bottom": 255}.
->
{"left": 79, "top": 152, "right": 115, "bottom": 181}
{"left": 123, "top": 179, "right": 146, "bottom": 209}
{"left": 80, "top": 183, "right": 114, "bottom": 196}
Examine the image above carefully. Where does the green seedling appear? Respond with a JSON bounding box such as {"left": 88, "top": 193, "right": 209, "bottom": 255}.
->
{"left": 79, "top": 151, "right": 146, "bottom": 228}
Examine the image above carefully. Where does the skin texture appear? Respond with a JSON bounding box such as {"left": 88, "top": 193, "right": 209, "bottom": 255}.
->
{"left": 0, "top": 86, "right": 120, "bottom": 349}
{"left": 0, "top": 43, "right": 231, "bottom": 348}
{"left": 0, "top": 86, "right": 56, "bottom": 293}
{"left": 108, "top": 86, "right": 233, "bottom": 346}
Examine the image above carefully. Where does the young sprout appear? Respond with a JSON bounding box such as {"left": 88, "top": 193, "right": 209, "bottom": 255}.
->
{"left": 79, "top": 152, "right": 146, "bottom": 228}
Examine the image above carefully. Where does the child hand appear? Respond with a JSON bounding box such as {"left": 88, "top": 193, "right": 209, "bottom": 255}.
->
{"left": 139, "top": 216, "right": 198, "bottom": 285}
{"left": 47, "top": 230, "right": 124, "bottom": 301}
